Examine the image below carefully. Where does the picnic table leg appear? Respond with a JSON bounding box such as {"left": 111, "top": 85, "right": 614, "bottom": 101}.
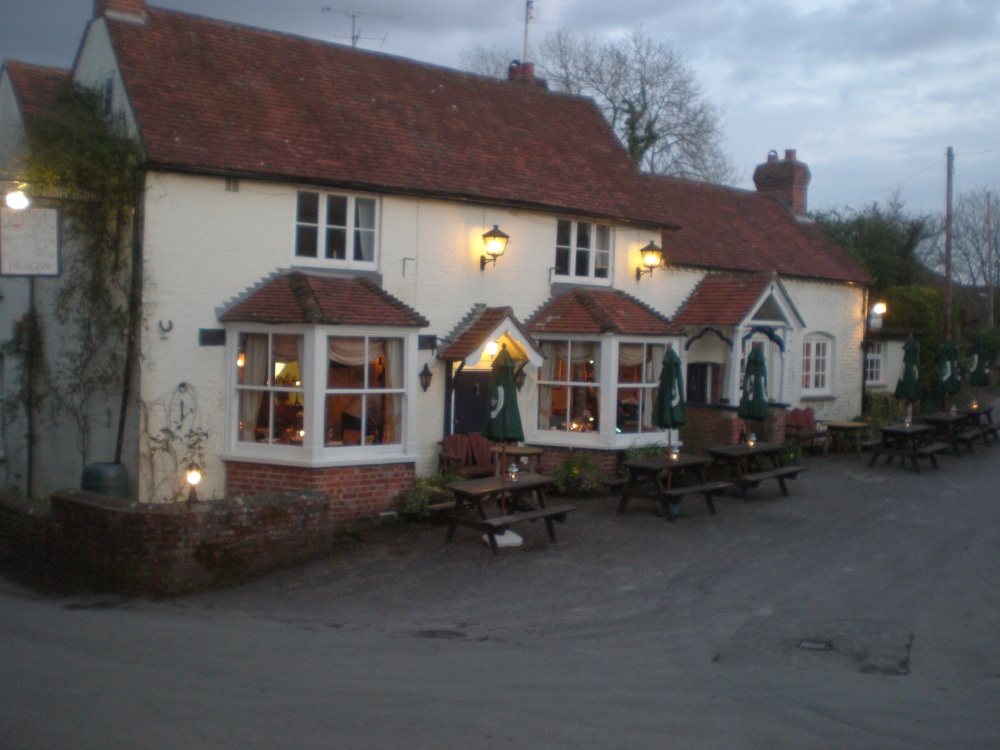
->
{"left": 543, "top": 516, "right": 558, "bottom": 541}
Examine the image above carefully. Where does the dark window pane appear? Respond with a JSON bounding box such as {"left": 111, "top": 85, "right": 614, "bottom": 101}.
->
{"left": 555, "top": 247, "right": 570, "bottom": 275}
{"left": 296, "top": 225, "right": 317, "bottom": 257}
{"left": 297, "top": 192, "right": 319, "bottom": 224}
{"left": 327, "top": 195, "right": 348, "bottom": 227}
{"left": 575, "top": 249, "right": 590, "bottom": 276}
{"left": 556, "top": 219, "right": 572, "bottom": 247}
{"left": 326, "top": 228, "right": 346, "bottom": 259}
{"left": 576, "top": 222, "right": 591, "bottom": 248}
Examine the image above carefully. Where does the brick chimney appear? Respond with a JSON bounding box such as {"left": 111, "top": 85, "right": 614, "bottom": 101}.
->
{"left": 93, "top": 0, "right": 146, "bottom": 21}
{"left": 753, "top": 149, "right": 811, "bottom": 215}
{"left": 507, "top": 60, "right": 547, "bottom": 89}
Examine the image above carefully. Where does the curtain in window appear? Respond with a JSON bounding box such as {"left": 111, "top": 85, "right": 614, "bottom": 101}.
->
{"left": 355, "top": 199, "right": 375, "bottom": 262}
{"left": 382, "top": 338, "right": 403, "bottom": 444}
{"left": 239, "top": 334, "right": 268, "bottom": 441}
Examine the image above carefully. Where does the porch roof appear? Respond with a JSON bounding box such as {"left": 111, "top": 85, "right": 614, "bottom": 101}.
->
{"left": 526, "top": 287, "right": 682, "bottom": 336}
{"left": 673, "top": 272, "right": 776, "bottom": 327}
{"left": 219, "top": 271, "right": 429, "bottom": 327}
{"left": 438, "top": 305, "right": 542, "bottom": 365}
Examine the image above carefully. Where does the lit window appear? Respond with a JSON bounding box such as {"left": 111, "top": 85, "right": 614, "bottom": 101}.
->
{"left": 537, "top": 340, "right": 601, "bottom": 432}
{"left": 236, "top": 333, "right": 305, "bottom": 446}
{"left": 325, "top": 336, "right": 404, "bottom": 447}
{"left": 616, "top": 343, "right": 665, "bottom": 433}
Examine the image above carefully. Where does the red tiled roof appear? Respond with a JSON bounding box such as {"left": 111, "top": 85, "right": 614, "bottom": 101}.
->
{"left": 219, "top": 271, "right": 429, "bottom": 327}
{"left": 527, "top": 287, "right": 681, "bottom": 336}
{"left": 438, "top": 305, "right": 538, "bottom": 361}
{"left": 2, "top": 60, "right": 71, "bottom": 126}
{"left": 105, "top": 8, "right": 670, "bottom": 225}
{"left": 672, "top": 272, "right": 774, "bottom": 326}
{"left": 641, "top": 174, "right": 870, "bottom": 284}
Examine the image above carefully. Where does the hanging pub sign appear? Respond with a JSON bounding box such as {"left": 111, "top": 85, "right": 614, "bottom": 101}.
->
{"left": 0, "top": 206, "right": 60, "bottom": 276}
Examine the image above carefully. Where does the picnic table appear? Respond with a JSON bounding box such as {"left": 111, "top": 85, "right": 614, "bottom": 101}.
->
{"left": 444, "top": 472, "right": 576, "bottom": 554}
{"left": 959, "top": 405, "right": 998, "bottom": 446}
{"left": 922, "top": 411, "right": 979, "bottom": 454}
{"left": 821, "top": 421, "right": 868, "bottom": 457}
{"left": 867, "top": 422, "right": 944, "bottom": 471}
{"left": 706, "top": 441, "right": 804, "bottom": 501}
{"left": 617, "top": 454, "right": 732, "bottom": 522}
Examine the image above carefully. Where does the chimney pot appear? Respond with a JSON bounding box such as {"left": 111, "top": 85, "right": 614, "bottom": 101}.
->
{"left": 753, "top": 148, "right": 811, "bottom": 215}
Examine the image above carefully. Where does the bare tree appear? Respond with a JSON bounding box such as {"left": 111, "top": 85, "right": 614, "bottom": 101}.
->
{"left": 460, "top": 27, "right": 736, "bottom": 184}
{"left": 951, "top": 187, "right": 1000, "bottom": 326}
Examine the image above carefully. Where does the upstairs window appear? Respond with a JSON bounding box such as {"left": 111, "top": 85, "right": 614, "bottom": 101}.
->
{"left": 295, "top": 191, "right": 377, "bottom": 268}
{"left": 554, "top": 220, "right": 611, "bottom": 282}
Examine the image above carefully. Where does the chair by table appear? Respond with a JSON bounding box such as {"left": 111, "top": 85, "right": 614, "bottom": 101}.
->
{"left": 867, "top": 423, "right": 945, "bottom": 471}
{"left": 444, "top": 472, "right": 576, "bottom": 554}
{"left": 617, "top": 454, "right": 732, "bottom": 521}
{"left": 706, "top": 441, "right": 805, "bottom": 501}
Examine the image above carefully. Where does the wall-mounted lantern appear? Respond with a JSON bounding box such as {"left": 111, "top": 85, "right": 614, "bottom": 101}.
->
{"left": 480, "top": 225, "right": 510, "bottom": 270}
{"left": 4, "top": 189, "right": 30, "bottom": 210}
{"left": 186, "top": 463, "right": 202, "bottom": 504}
{"left": 635, "top": 240, "right": 663, "bottom": 282}
{"left": 419, "top": 363, "right": 433, "bottom": 392}
{"left": 868, "top": 301, "right": 887, "bottom": 330}
{"left": 514, "top": 364, "right": 528, "bottom": 391}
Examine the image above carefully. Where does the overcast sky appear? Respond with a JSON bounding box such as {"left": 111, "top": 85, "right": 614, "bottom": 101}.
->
{"left": 2, "top": 0, "right": 998, "bottom": 216}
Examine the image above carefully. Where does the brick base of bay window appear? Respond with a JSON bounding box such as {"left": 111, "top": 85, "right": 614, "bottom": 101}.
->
{"left": 225, "top": 461, "right": 415, "bottom": 522}
{"left": 536, "top": 446, "right": 623, "bottom": 477}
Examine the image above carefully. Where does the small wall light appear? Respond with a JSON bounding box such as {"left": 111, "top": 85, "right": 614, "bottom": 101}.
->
{"left": 5, "top": 190, "right": 30, "bottom": 210}
{"left": 480, "top": 225, "right": 510, "bottom": 270}
{"left": 514, "top": 363, "right": 528, "bottom": 391}
{"left": 186, "top": 463, "right": 202, "bottom": 503}
{"left": 485, "top": 340, "right": 500, "bottom": 358}
{"left": 635, "top": 240, "right": 664, "bottom": 282}
{"left": 868, "top": 301, "right": 887, "bottom": 330}
{"left": 419, "top": 363, "right": 433, "bottom": 392}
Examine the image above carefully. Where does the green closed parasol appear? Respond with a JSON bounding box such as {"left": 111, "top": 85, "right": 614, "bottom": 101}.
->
{"left": 651, "top": 347, "right": 686, "bottom": 447}
{"left": 939, "top": 338, "right": 960, "bottom": 399}
{"left": 482, "top": 344, "right": 525, "bottom": 545}
{"left": 894, "top": 336, "right": 921, "bottom": 421}
{"left": 969, "top": 335, "right": 991, "bottom": 390}
{"left": 738, "top": 347, "right": 769, "bottom": 430}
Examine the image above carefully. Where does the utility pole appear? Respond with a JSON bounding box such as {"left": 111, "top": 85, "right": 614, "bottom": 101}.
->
{"left": 988, "top": 191, "right": 995, "bottom": 327}
{"left": 945, "top": 146, "right": 954, "bottom": 338}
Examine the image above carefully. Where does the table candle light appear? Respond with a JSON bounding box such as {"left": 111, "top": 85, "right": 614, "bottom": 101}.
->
{"left": 747, "top": 433, "right": 756, "bottom": 447}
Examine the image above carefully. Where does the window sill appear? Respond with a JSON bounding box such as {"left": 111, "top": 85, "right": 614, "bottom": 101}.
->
{"left": 223, "top": 447, "right": 415, "bottom": 469}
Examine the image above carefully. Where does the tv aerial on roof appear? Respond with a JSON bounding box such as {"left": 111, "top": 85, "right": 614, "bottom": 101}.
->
{"left": 321, "top": 7, "right": 402, "bottom": 48}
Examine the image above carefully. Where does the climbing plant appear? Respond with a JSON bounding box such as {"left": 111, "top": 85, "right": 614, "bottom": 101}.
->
{"left": 12, "top": 84, "right": 143, "bottom": 464}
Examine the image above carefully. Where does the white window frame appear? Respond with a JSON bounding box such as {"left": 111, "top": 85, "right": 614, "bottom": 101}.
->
{"left": 225, "top": 324, "right": 418, "bottom": 468}
{"left": 529, "top": 335, "right": 681, "bottom": 449}
{"left": 865, "top": 342, "right": 885, "bottom": 386}
{"left": 802, "top": 334, "right": 833, "bottom": 396}
{"left": 553, "top": 219, "right": 612, "bottom": 284}
{"left": 294, "top": 190, "right": 379, "bottom": 270}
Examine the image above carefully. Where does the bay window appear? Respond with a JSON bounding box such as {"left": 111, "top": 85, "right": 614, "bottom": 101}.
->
{"left": 616, "top": 343, "right": 665, "bottom": 433}
{"left": 229, "top": 326, "right": 415, "bottom": 465}
{"left": 538, "top": 340, "right": 601, "bottom": 432}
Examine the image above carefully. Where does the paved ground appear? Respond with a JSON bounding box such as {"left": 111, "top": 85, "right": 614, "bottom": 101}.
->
{"left": 2, "top": 441, "right": 1000, "bottom": 749}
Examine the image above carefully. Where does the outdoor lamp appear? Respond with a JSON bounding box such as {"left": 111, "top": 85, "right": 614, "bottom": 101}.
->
{"left": 186, "top": 463, "right": 202, "bottom": 503}
{"left": 480, "top": 225, "right": 510, "bottom": 270}
{"left": 868, "top": 301, "right": 887, "bottom": 330}
{"left": 668, "top": 445, "right": 680, "bottom": 461}
{"left": 635, "top": 240, "right": 663, "bottom": 282}
{"left": 419, "top": 363, "right": 433, "bottom": 392}
{"left": 514, "top": 364, "right": 527, "bottom": 391}
{"left": 747, "top": 432, "right": 757, "bottom": 447}
{"left": 5, "top": 189, "right": 29, "bottom": 210}
{"left": 485, "top": 340, "right": 500, "bottom": 358}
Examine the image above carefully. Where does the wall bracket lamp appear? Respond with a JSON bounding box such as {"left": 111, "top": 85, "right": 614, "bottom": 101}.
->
{"left": 419, "top": 363, "right": 433, "bottom": 392}
{"left": 635, "top": 240, "right": 664, "bottom": 282}
{"left": 480, "top": 225, "right": 510, "bottom": 270}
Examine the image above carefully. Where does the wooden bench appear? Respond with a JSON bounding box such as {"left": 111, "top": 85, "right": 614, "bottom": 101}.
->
{"left": 915, "top": 441, "right": 950, "bottom": 469}
{"left": 656, "top": 480, "right": 733, "bottom": 521}
{"left": 786, "top": 408, "right": 830, "bottom": 455}
{"left": 735, "top": 465, "right": 804, "bottom": 501}
{"left": 445, "top": 504, "right": 577, "bottom": 554}
{"left": 956, "top": 427, "right": 987, "bottom": 452}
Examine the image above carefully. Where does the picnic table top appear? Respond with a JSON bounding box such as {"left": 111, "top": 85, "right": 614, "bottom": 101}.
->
{"left": 446, "top": 471, "right": 553, "bottom": 498}
{"left": 707, "top": 441, "right": 784, "bottom": 460}
{"left": 922, "top": 412, "right": 971, "bottom": 426}
{"left": 880, "top": 422, "right": 934, "bottom": 436}
{"left": 623, "top": 454, "right": 712, "bottom": 472}
{"left": 821, "top": 420, "right": 868, "bottom": 430}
